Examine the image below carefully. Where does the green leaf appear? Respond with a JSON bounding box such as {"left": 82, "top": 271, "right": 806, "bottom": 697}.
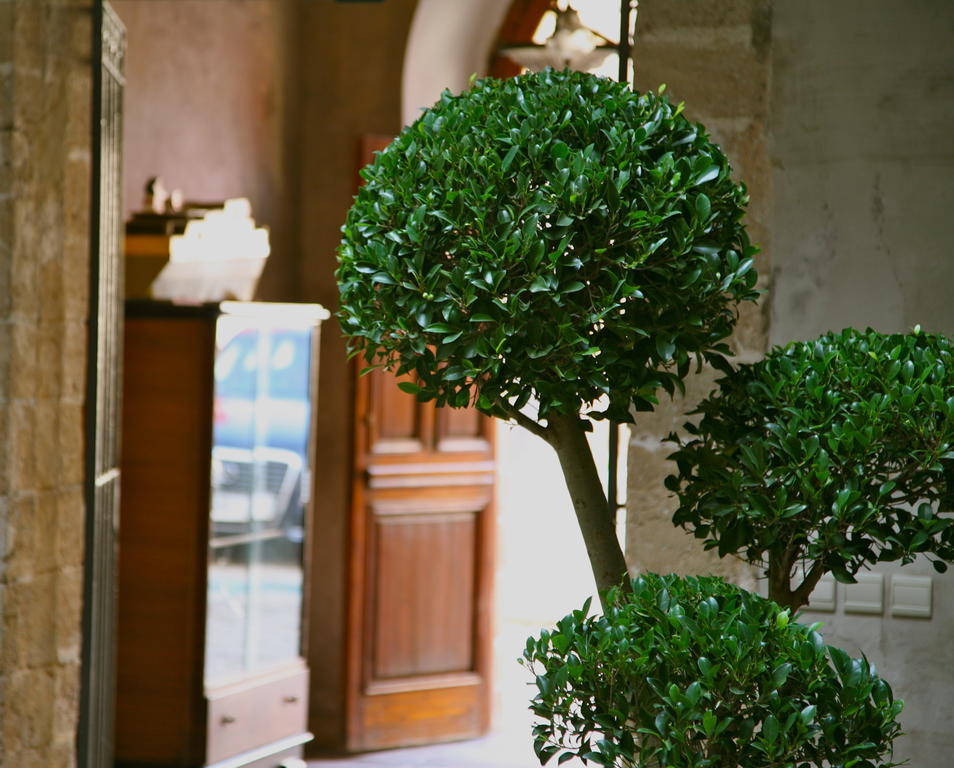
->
{"left": 424, "top": 323, "right": 456, "bottom": 333}
{"left": 772, "top": 662, "right": 792, "bottom": 688}
{"left": 695, "top": 193, "right": 711, "bottom": 222}
{"left": 762, "top": 714, "right": 779, "bottom": 744}
{"left": 501, "top": 144, "right": 519, "bottom": 172}
{"left": 692, "top": 164, "right": 720, "bottom": 186}
{"left": 397, "top": 381, "right": 422, "bottom": 395}
{"left": 530, "top": 275, "right": 549, "bottom": 293}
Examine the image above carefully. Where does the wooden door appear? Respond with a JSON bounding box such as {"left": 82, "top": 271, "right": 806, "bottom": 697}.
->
{"left": 344, "top": 135, "right": 496, "bottom": 752}
{"left": 346, "top": 367, "right": 496, "bottom": 751}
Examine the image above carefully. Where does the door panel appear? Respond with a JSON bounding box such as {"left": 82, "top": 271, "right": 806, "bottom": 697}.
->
{"left": 436, "top": 406, "right": 490, "bottom": 453}
{"left": 349, "top": 485, "right": 493, "bottom": 749}
{"left": 370, "top": 370, "right": 430, "bottom": 454}
{"left": 371, "top": 504, "right": 478, "bottom": 680}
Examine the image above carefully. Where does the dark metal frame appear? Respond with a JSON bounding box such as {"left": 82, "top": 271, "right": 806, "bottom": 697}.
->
{"left": 79, "top": 2, "right": 125, "bottom": 766}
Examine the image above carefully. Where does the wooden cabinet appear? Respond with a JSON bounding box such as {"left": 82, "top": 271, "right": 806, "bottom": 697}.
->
{"left": 116, "top": 300, "right": 328, "bottom": 768}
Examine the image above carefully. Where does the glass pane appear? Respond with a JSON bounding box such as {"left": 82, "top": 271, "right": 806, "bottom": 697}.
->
{"left": 206, "top": 311, "right": 313, "bottom": 685}
{"left": 206, "top": 542, "right": 251, "bottom": 683}
{"left": 250, "top": 536, "right": 304, "bottom": 671}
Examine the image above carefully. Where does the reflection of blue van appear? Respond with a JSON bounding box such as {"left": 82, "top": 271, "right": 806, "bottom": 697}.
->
{"left": 213, "top": 328, "right": 312, "bottom": 457}
{"left": 210, "top": 327, "right": 313, "bottom": 538}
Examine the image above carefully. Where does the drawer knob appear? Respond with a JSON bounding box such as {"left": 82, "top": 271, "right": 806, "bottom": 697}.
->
{"left": 220, "top": 715, "right": 236, "bottom": 725}
{"left": 282, "top": 695, "right": 299, "bottom": 704}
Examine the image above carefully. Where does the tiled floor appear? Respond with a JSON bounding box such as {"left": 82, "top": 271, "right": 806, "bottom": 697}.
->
{"left": 306, "top": 729, "right": 545, "bottom": 768}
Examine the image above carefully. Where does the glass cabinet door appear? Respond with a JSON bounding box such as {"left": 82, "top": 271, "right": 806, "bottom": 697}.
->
{"left": 205, "top": 306, "right": 318, "bottom": 686}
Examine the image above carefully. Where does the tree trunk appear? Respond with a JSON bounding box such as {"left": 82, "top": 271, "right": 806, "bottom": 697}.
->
{"left": 546, "top": 413, "right": 629, "bottom": 609}
{"left": 767, "top": 551, "right": 824, "bottom": 612}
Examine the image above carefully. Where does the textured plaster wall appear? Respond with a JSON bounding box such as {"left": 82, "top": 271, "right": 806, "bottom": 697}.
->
{"left": 0, "top": 1, "right": 93, "bottom": 765}
{"left": 624, "top": 0, "right": 772, "bottom": 586}
{"left": 770, "top": 3, "right": 954, "bottom": 764}
{"left": 112, "top": 0, "right": 296, "bottom": 299}
{"left": 769, "top": 0, "right": 954, "bottom": 345}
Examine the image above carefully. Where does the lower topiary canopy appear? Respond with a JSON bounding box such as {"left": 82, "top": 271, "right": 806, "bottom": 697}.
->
{"left": 523, "top": 573, "right": 904, "bottom": 768}
{"left": 337, "top": 69, "right": 758, "bottom": 424}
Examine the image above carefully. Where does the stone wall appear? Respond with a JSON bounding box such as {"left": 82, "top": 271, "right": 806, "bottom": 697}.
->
{"left": 625, "top": 0, "right": 772, "bottom": 585}
{"left": 0, "top": 1, "right": 93, "bottom": 765}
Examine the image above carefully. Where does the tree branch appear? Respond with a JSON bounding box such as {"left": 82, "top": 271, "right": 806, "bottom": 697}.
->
{"left": 499, "top": 401, "right": 551, "bottom": 443}
{"left": 791, "top": 561, "right": 827, "bottom": 611}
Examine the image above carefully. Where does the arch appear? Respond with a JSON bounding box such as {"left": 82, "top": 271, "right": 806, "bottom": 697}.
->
{"left": 400, "top": 0, "right": 514, "bottom": 126}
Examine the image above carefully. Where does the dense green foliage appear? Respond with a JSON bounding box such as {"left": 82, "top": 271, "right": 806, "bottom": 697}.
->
{"left": 337, "top": 69, "right": 758, "bottom": 423}
{"left": 667, "top": 328, "right": 954, "bottom": 606}
{"left": 523, "top": 574, "right": 903, "bottom": 768}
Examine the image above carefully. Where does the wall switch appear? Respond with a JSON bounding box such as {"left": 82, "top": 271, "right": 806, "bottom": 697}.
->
{"left": 807, "top": 574, "right": 836, "bottom": 612}
{"left": 844, "top": 572, "right": 883, "bottom": 614}
{"left": 890, "top": 574, "right": 932, "bottom": 619}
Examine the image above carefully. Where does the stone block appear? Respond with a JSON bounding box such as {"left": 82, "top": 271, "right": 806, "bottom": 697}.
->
{"left": 61, "top": 320, "right": 86, "bottom": 403}
{"left": 62, "top": 153, "right": 89, "bottom": 251}
{"left": 732, "top": 297, "right": 769, "bottom": 358}
{"left": 626, "top": 442, "right": 756, "bottom": 586}
{"left": 4, "top": 668, "right": 55, "bottom": 751}
{"left": 637, "top": 0, "right": 766, "bottom": 34}
{"left": 35, "top": 322, "right": 63, "bottom": 401}
{"left": 629, "top": 364, "right": 720, "bottom": 443}
{"left": 57, "top": 402, "right": 85, "bottom": 486}
{"left": 10, "top": 203, "right": 39, "bottom": 316}
{"left": 30, "top": 492, "right": 58, "bottom": 575}
{"left": 25, "top": 573, "right": 57, "bottom": 669}
{"left": 9, "top": 399, "right": 35, "bottom": 492}
{"left": 12, "top": 3, "right": 46, "bottom": 72}
{"left": 0, "top": 4, "right": 13, "bottom": 69}
{"left": 4, "top": 495, "right": 37, "bottom": 583}
{"left": 635, "top": 37, "right": 768, "bottom": 121}
{"left": 33, "top": 400, "right": 59, "bottom": 491}
{"left": 9, "top": 319, "right": 37, "bottom": 400}
{"left": 54, "top": 566, "right": 83, "bottom": 666}
{"left": 55, "top": 489, "right": 84, "bottom": 568}
{"left": 38, "top": 260, "right": 65, "bottom": 325}
{"left": 52, "top": 663, "right": 80, "bottom": 746}
{"left": 12, "top": 67, "right": 48, "bottom": 137}
{"left": 61, "top": 232, "right": 90, "bottom": 321}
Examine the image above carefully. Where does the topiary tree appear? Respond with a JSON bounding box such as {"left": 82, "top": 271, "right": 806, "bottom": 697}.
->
{"left": 667, "top": 327, "right": 954, "bottom": 610}
{"left": 523, "top": 573, "right": 904, "bottom": 768}
{"left": 337, "top": 69, "right": 758, "bottom": 598}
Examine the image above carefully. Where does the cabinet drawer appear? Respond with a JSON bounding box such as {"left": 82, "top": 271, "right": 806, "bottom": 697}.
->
{"left": 206, "top": 667, "right": 309, "bottom": 764}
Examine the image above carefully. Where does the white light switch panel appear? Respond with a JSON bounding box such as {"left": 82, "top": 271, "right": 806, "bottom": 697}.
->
{"left": 807, "top": 574, "right": 836, "bottom": 612}
{"left": 890, "top": 574, "right": 932, "bottom": 619}
{"left": 844, "top": 572, "right": 883, "bottom": 614}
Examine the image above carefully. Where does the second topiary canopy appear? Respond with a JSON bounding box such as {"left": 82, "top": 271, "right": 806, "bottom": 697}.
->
{"left": 338, "top": 69, "right": 759, "bottom": 595}
{"left": 667, "top": 328, "right": 954, "bottom": 609}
